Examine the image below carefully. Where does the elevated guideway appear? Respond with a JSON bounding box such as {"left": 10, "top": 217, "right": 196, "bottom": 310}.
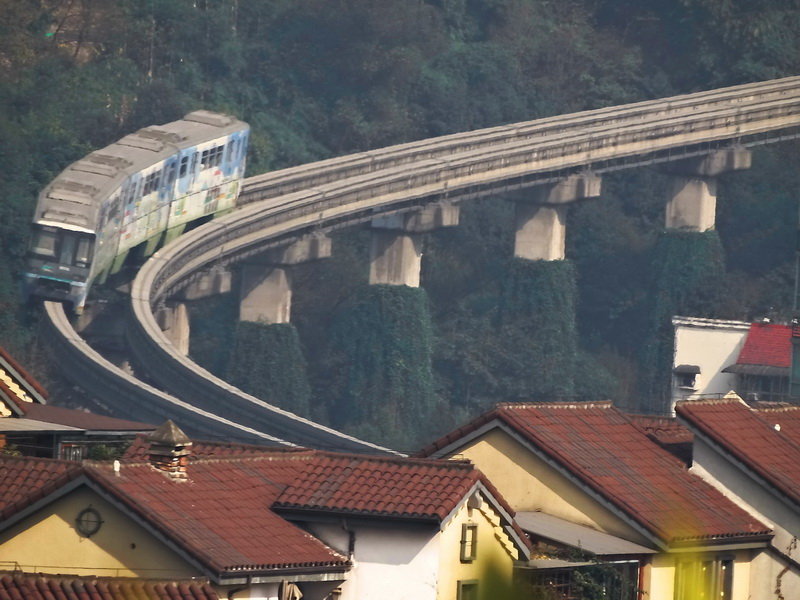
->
{"left": 41, "top": 76, "right": 800, "bottom": 452}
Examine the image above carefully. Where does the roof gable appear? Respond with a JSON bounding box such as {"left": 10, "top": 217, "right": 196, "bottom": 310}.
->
{"left": 423, "top": 402, "right": 770, "bottom": 545}
{"left": 677, "top": 397, "right": 800, "bottom": 508}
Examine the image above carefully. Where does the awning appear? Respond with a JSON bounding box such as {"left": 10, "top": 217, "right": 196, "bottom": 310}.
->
{"left": 516, "top": 511, "right": 658, "bottom": 556}
{"left": 721, "top": 364, "right": 789, "bottom": 377}
{"left": 673, "top": 364, "right": 700, "bottom": 375}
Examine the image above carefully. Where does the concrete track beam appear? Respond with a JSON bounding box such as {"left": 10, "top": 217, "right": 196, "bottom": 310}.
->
{"left": 514, "top": 173, "right": 601, "bottom": 261}
{"left": 181, "top": 269, "right": 232, "bottom": 301}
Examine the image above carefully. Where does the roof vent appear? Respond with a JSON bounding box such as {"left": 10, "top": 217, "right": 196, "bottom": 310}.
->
{"left": 146, "top": 420, "right": 192, "bottom": 481}
{"left": 183, "top": 110, "right": 235, "bottom": 127}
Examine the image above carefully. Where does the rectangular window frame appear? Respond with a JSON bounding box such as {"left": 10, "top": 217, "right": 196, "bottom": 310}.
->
{"left": 456, "top": 580, "right": 478, "bottom": 600}
{"left": 460, "top": 523, "right": 478, "bottom": 563}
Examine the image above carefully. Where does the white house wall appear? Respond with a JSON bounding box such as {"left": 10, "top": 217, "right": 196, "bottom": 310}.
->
{"left": 671, "top": 317, "right": 749, "bottom": 411}
{"left": 689, "top": 436, "right": 800, "bottom": 600}
{"left": 308, "top": 522, "right": 440, "bottom": 600}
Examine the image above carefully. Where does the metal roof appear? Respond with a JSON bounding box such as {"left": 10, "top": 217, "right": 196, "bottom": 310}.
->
{"left": 0, "top": 418, "right": 83, "bottom": 433}
{"left": 516, "top": 511, "right": 658, "bottom": 556}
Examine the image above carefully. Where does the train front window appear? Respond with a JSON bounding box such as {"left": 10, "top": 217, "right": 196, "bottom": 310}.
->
{"left": 75, "top": 237, "right": 93, "bottom": 267}
{"left": 31, "top": 228, "right": 58, "bottom": 258}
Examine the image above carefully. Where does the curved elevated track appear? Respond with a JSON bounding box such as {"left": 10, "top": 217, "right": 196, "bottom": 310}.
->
{"left": 41, "top": 76, "right": 800, "bottom": 452}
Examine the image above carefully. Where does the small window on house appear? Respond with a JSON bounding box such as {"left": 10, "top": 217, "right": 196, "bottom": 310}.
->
{"left": 457, "top": 580, "right": 478, "bottom": 600}
{"left": 460, "top": 523, "right": 478, "bottom": 562}
{"left": 673, "top": 365, "right": 700, "bottom": 390}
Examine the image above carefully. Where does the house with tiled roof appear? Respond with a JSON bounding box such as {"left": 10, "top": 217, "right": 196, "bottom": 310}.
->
{"left": 0, "top": 345, "right": 154, "bottom": 458}
{"left": 676, "top": 395, "right": 800, "bottom": 600}
{"left": 671, "top": 317, "right": 792, "bottom": 410}
{"left": 421, "top": 401, "right": 774, "bottom": 600}
{"left": 0, "top": 422, "right": 530, "bottom": 600}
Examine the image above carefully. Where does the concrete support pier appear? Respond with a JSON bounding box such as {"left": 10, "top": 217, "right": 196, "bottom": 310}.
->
{"left": 156, "top": 302, "right": 191, "bottom": 356}
{"left": 514, "top": 173, "right": 601, "bottom": 261}
{"left": 239, "top": 234, "right": 331, "bottom": 324}
{"left": 664, "top": 146, "right": 751, "bottom": 231}
{"left": 369, "top": 202, "right": 459, "bottom": 286}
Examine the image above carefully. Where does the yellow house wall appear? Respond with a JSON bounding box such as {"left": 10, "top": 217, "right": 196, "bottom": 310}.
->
{"left": 0, "top": 485, "right": 196, "bottom": 578}
{"left": 644, "top": 549, "right": 753, "bottom": 600}
{"left": 451, "top": 428, "right": 652, "bottom": 546}
{"left": 437, "top": 497, "right": 519, "bottom": 600}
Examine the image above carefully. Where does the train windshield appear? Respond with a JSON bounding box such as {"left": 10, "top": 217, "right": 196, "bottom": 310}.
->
{"left": 30, "top": 226, "right": 94, "bottom": 268}
{"left": 31, "top": 227, "right": 58, "bottom": 258}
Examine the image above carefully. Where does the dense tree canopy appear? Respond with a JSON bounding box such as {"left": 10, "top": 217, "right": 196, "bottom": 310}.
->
{"left": 1, "top": 0, "right": 799, "bottom": 444}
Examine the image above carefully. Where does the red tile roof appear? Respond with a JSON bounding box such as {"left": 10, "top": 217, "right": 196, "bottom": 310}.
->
{"left": 755, "top": 403, "right": 800, "bottom": 446}
{"left": 421, "top": 401, "right": 770, "bottom": 545}
{"left": 0, "top": 572, "right": 219, "bottom": 600}
{"left": 0, "top": 456, "right": 82, "bottom": 520}
{"left": 85, "top": 455, "right": 350, "bottom": 575}
{"left": 123, "top": 435, "right": 304, "bottom": 461}
{"left": 1, "top": 435, "right": 531, "bottom": 576}
{"left": 677, "top": 397, "right": 800, "bottom": 507}
{"left": 16, "top": 403, "right": 155, "bottom": 431}
{"left": 275, "top": 454, "right": 483, "bottom": 521}
{"left": 736, "top": 323, "right": 791, "bottom": 368}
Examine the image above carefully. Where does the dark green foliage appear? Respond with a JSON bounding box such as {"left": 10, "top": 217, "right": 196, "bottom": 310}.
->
{"left": 187, "top": 293, "right": 239, "bottom": 377}
{"left": 226, "top": 322, "right": 311, "bottom": 417}
{"left": 1, "top": 0, "right": 800, "bottom": 440}
{"left": 639, "top": 231, "right": 726, "bottom": 412}
{"left": 496, "top": 259, "right": 579, "bottom": 399}
{"left": 323, "top": 285, "right": 442, "bottom": 449}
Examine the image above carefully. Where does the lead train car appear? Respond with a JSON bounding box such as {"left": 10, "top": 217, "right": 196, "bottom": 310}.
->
{"left": 25, "top": 111, "right": 249, "bottom": 313}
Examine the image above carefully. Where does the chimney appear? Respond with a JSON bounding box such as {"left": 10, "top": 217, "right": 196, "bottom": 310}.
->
{"left": 147, "top": 420, "right": 192, "bottom": 481}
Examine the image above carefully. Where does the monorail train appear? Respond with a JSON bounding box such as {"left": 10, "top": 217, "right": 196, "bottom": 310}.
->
{"left": 25, "top": 111, "right": 249, "bottom": 313}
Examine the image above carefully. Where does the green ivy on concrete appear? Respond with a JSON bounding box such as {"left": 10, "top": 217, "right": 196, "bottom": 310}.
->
{"left": 639, "top": 230, "right": 726, "bottom": 412}
{"left": 323, "top": 284, "right": 441, "bottom": 448}
{"left": 496, "top": 258, "right": 579, "bottom": 400}
{"left": 226, "top": 322, "right": 311, "bottom": 417}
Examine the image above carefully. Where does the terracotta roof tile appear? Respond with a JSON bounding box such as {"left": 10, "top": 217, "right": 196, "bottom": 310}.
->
{"left": 0, "top": 456, "right": 82, "bottom": 520}
{"left": 736, "top": 323, "right": 791, "bottom": 368}
{"left": 421, "top": 401, "right": 770, "bottom": 545}
{"left": 85, "top": 454, "right": 349, "bottom": 575}
{"left": 274, "top": 454, "right": 482, "bottom": 521}
{"left": 677, "top": 397, "right": 800, "bottom": 507}
{"left": 0, "top": 573, "right": 218, "bottom": 600}
{"left": 755, "top": 403, "right": 800, "bottom": 445}
{"left": 122, "top": 435, "right": 305, "bottom": 462}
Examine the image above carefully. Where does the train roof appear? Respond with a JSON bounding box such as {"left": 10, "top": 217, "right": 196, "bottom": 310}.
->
{"left": 34, "top": 111, "right": 248, "bottom": 233}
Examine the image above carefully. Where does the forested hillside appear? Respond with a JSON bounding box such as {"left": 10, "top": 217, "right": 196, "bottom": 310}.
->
{"left": 2, "top": 0, "right": 799, "bottom": 448}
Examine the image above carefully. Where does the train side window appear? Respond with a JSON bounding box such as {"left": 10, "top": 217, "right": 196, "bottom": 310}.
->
{"left": 179, "top": 156, "right": 189, "bottom": 178}
{"left": 228, "top": 140, "right": 237, "bottom": 162}
{"left": 215, "top": 145, "right": 225, "bottom": 166}
{"left": 190, "top": 152, "right": 199, "bottom": 175}
{"left": 201, "top": 149, "right": 210, "bottom": 169}
{"left": 32, "top": 228, "right": 58, "bottom": 258}
{"left": 166, "top": 163, "right": 177, "bottom": 186}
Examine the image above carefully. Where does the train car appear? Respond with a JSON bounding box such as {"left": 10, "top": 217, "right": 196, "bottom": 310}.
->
{"left": 25, "top": 110, "right": 249, "bottom": 313}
